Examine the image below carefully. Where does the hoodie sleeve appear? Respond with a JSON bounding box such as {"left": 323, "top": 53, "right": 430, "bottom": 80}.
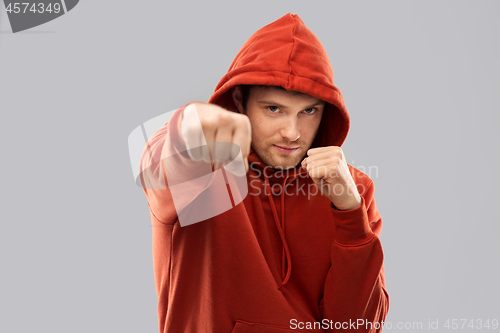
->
{"left": 319, "top": 180, "right": 389, "bottom": 333}
{"left": 139, "top": 105, "right": 184, "bottom": 224}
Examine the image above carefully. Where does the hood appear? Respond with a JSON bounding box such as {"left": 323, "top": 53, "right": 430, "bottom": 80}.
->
{"left": 208, "top": 13, "right": 350, "bottom": 148}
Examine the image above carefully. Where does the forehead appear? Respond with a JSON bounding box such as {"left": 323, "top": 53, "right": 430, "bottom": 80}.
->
{"left": 250, "top": 86, "right": 324, "bottom": 105}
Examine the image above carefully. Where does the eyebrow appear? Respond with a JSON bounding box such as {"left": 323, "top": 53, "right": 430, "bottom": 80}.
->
{"left": 256, "top": 100, "right": 324, "bottom": 109}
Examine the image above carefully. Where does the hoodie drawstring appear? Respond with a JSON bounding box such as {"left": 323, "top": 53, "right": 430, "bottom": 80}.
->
{"left": 263, "top": 169, "right": 292, "bottom": 289}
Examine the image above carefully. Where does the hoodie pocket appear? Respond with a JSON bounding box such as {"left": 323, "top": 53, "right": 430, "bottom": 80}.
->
{"left": 231, "top": 320, "right": 310, "bottom": 333}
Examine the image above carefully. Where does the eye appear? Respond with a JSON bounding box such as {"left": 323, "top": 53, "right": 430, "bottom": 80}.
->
{"left": 303, "top": 108, "right": 316, "bottom": 115}
{"left": 267, "top": 106, "right": 280, "bottom": 113}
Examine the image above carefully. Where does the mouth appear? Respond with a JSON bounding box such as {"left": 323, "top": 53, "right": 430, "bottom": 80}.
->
{"left": 273, "top": 144, "right": 299, "bottom": 154}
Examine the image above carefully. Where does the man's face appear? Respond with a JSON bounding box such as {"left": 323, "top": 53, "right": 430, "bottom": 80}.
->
{"left": 234, "top": 86, "right": 325, "bottom": 170}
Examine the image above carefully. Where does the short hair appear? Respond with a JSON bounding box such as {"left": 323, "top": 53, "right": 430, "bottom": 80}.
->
{"left": 240, "top": 85, "right": 253, "bottom": 110}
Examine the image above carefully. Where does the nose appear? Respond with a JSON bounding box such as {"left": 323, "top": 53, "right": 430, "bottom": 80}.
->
{"left": 279, "top": 116, "right": 301, "bottom": 142}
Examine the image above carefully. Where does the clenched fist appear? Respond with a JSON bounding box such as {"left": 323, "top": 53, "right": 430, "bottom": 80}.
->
{"left": 181, "top": 102, "right": 252, "bottom": 175}
{"left": 301, "top": 146, "right": 362, "bottom": 211}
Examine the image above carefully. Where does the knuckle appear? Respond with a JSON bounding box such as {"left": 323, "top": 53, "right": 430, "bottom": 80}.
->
{"left": 217, "top": 113, "right": 230, "bottom": 126}
{"left": 201, "top": 116, "right": 216, "bottom": 129}
{"left": 331, "top": 146, "right": 342, "bottom": 154}
{"left": 186, "top": 125, "right": 201, "bottom": 138}
{"left": 236, "top": 114, "right": 249, "bottom": 127}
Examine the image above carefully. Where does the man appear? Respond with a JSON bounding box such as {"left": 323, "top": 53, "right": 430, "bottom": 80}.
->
{"left": 139, "top": 13, "right": 389, "bottom": 333}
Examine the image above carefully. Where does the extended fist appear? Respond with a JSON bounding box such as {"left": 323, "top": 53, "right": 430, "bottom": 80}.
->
{"left": 301, "top": 146, "right": 362, "bottom": 211}
{"left": 181, "top": 102, "right": 252, "bottom": 175}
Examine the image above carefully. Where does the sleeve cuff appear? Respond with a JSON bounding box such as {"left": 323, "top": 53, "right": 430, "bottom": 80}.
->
{"left": 330, "top": 196, "right": 375, "bottom": 246}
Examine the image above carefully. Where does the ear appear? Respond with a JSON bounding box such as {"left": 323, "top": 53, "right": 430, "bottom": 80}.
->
{"left": 231, "top": 86, "right": 244, "bottom": 114}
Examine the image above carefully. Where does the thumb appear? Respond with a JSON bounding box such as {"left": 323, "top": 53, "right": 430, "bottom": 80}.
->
{"left": 301, "top": 157, "right": 308, "bottom": 170}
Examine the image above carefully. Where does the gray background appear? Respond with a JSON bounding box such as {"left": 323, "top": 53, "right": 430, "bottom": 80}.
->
{"left": 1, "top": 1, "right": 498, "bottom": 332}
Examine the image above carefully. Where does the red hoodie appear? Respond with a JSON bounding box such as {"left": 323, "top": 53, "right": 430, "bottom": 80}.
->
{"left": 140, "top": 13, "right": 389, "bottom": 333}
